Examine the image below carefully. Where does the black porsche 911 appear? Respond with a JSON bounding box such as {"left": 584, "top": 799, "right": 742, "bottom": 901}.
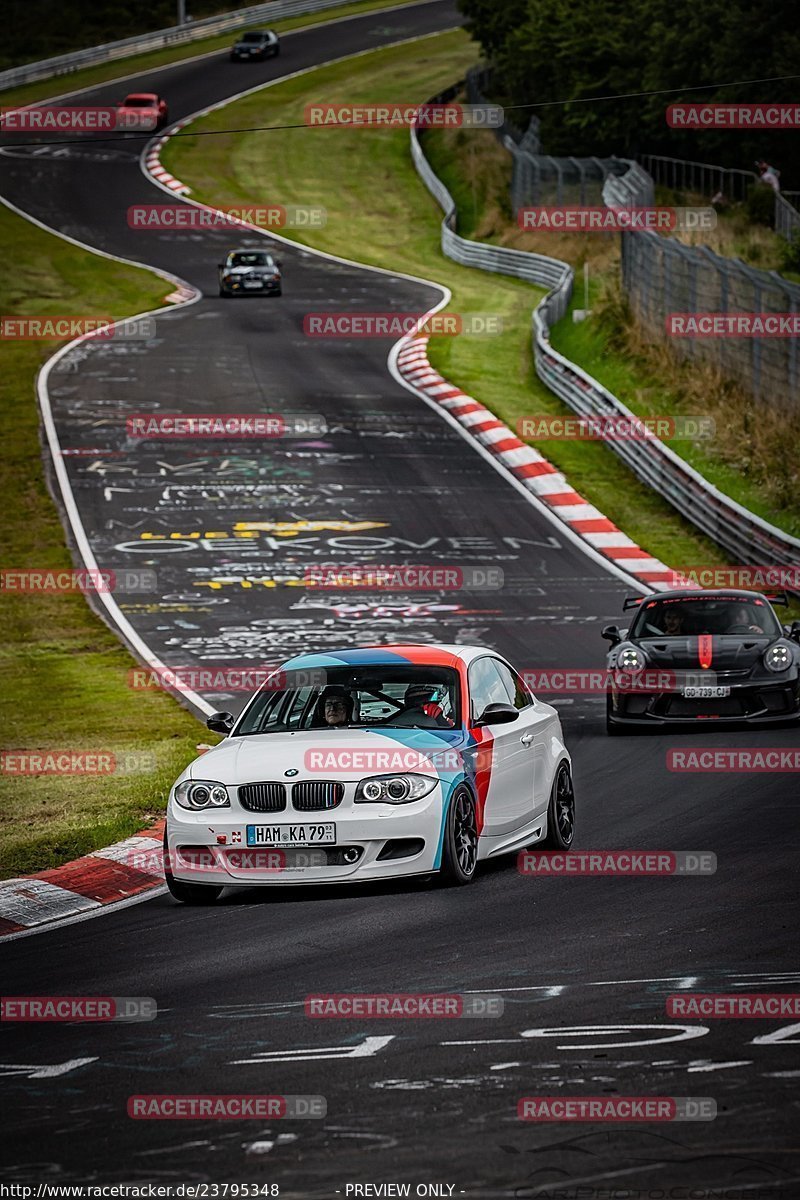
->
{"left": 602, "top": 589, "right": 800, "bottom": 733}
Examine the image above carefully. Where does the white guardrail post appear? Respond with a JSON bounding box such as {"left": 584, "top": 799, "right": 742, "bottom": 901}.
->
{"left": 409, "top": 87, "right": 800, "bottom": 589}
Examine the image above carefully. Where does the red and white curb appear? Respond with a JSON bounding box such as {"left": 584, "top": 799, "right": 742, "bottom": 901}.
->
{"left": 0, "top": 822, "right": 165, "bottom": 937}
{"left": 144, "top": 121, "right": 192, "bottom": 196}
{"left": 396, "top": 337, "right": 680, "bottom": 590}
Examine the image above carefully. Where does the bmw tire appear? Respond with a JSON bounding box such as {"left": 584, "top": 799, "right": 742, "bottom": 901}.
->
{"left": 438, "top": 786, "right": 478, "bottom": 886}
{"left": 539, "top": 762, "right": 576, "bottom": 850}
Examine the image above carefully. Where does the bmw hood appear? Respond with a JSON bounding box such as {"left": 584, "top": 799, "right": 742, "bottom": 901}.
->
{"left": 190, "top": 727, "right": 467, "bottom": 783}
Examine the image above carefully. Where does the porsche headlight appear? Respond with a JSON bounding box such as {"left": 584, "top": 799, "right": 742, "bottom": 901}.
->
{"left": 764, "top": 642, "right": 793, "bottom": 673}
{"left": 174, "top": 780, "right": 230, "bottom": 810}
{"left": 617, "top": 645, "right": 647, "bottom": 672}
{"left": 354, "top": 774, "right": 437, "bottom": 804}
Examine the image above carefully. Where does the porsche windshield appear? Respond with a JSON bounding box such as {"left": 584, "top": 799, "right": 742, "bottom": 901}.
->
{"left": 235, "top": 665, "right": 460, "bottom": 735}
{"left": 630, "top": 595, "right": 781, "bottom": 639}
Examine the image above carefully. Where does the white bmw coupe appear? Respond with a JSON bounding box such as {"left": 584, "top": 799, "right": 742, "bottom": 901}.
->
{"left": 164, "top": 643, "right": 575, "bottom": 902}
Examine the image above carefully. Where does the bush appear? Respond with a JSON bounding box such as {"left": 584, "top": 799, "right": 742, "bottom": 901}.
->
{"left": 744, "top": 184, "right": 777, "bottom": 228}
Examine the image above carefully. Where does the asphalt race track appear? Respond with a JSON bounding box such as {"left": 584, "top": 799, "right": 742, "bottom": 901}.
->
{"left": 1, "top": 2, "right": 799, "bottom": 1193}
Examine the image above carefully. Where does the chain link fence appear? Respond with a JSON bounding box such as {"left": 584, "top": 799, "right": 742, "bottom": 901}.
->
{"left": 640, "top": 153, "right": 800, "bottom": 243}
{"left": 465, "top": 69, "right": 632, "bottom": 211}
{"left": 466, "top": 70, "right": 799, "bottom": 408}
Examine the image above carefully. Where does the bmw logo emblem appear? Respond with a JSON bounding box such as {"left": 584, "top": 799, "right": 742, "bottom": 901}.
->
{"left": 284, "top": 768, "right": 299, "bottom": 777}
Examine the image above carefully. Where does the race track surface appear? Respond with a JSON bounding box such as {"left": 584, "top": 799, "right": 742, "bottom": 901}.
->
{"left": 1, "top": 3, "right": 798, "bottom": 1193}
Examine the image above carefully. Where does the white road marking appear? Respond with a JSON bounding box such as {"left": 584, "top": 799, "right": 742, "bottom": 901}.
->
{"left": 0, "top": 1058, "right": 98, "bottom": 1078}
{"left": 520, "top": 1024, "right": 709, "bottom": 1049}
{"left": 751, "top": 1022, "right": 800, "bottom": 1045}
{"left": 231, "top": 1035, "right": 394, "bottom": 1064}
{"left": 687, "top": 1059, "right": 752, "bottom": 1073}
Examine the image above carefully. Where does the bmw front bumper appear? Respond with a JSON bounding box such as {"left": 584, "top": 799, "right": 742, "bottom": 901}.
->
{"left": 165, "top": 783, "right": 449, "bottom": 886}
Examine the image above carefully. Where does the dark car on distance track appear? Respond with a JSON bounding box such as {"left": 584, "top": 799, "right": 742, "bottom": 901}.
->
{"left": 230, "top": 29, "right": 280, "bottom": 61}
{"left": 602, "top": 588, "right": 800, "bottom": 733}
{"left": 218, "top": 249, "right": 282, "bottom": 297}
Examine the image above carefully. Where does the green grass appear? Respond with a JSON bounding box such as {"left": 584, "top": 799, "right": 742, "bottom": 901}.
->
{"left": 0, "top": 204, "right": 206, "bottom": 878}
{"left": 163, "top": 30, "right": 736, "bottom": 572}
{"left": 0, "top": 0, "right": 426, "bottom": 109}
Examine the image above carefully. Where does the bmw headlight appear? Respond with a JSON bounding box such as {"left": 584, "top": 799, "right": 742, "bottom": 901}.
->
{"left": 355, "top": 774, "right": 437, "bottom": 804}
{"left": 764, "top": 642, "right": 793, "bottom": 673}
{"left": 617, "top": 645, "right": 647, "bottom": 672}
{"left": 174, "top": 780, "right": 230, "bottom": 810}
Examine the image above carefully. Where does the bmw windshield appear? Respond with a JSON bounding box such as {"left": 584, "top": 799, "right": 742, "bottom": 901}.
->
{"left": 235, "top": 665, "right": 461, "bottom": 734}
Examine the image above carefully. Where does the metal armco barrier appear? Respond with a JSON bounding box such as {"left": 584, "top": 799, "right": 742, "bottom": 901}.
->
{"left": 409, "top": 90, "right": 800, "bottom": 587}
{"left": 0, "top": 0, "right": 369, "bottom": 90}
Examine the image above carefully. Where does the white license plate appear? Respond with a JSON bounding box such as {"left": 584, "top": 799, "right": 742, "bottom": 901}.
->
{"left": 682, "top": 686, "right": 731, "bottom": 699}
{"left": 243, "top": 280, "right": 263, "bottom": 289}
{"left": 246, "top": 823, "right": 336, "bottom": 846}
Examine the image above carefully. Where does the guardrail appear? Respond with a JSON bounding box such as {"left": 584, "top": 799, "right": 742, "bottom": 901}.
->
{"left": 0, "top": 0, "right": 365, "bottom": 91}
{"left": 409, "top": 88, "right": 800, "bottom": 586}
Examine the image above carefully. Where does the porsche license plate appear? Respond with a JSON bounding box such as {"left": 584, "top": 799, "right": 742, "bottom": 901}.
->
{"left": 682, "top": 686, "right": 731, "bottom": 699}
{"left": 246, "top": 824, "right": 336, "bottom": 846}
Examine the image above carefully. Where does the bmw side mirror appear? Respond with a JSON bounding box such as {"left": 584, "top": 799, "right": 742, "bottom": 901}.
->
{"left": 217, "top": 262, "right": 225, "bottom": 269}
{"left": 276, "top": 259, "right": 283, "bottom": 268}
{"left": 601, "top": 624, "right": 621, "bottom": 644}
{"left": 207, "top": 711, "right": 235, "bottom": 734}
{"left": 475, "top": 702, "right": 518, "bottom": 727}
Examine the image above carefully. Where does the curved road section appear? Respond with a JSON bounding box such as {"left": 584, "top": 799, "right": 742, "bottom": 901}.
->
{"left": 1, "top": 3, "right": 798, "bottom": 1193}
